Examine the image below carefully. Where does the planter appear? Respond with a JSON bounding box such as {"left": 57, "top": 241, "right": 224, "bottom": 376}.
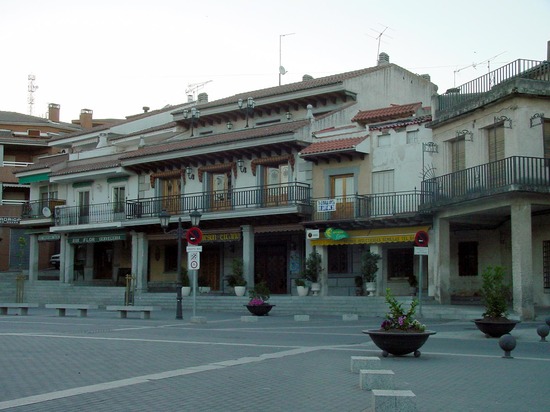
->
{"left": 181, "top": 286, "right": 191, "bottom": 297}
{"left": 365, "top": 282, "right": 376, "bottom": 296}
{"left": 245, "top": 304, "right": 275, "bottom": 316}
{"left": 310, "top": 282, "right": 321, "bottom": 296}
{"left": 296, "top": 285, "right": 309, "bottom": 297}
{"left": 363, "top": 329, "right": 436, "bottom": 357}
{"left": 234, "top": 286, "right": 246, "bottom": 297}
{"left": 473, "top": 318, "right": 520, "bottom": 338}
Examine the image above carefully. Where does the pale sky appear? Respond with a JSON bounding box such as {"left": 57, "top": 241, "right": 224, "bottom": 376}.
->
{"left": 1, "top": 0, "right": 549, "bottom": 123}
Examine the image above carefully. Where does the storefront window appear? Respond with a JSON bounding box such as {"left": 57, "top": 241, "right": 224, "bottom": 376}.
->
{"left": 327, "top": 245, "right": 348, "bottom": 273}
{"left": 387, "top": 248, "right": 413, "bottom": 278}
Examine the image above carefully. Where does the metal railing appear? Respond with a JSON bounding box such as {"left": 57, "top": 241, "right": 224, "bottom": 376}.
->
{"left": 2, "top": 161, "right": 33, "bottom": 167}
{"left": 55, "top": 181, "right": 311, "bottom": 226}
{"left": 437, "top": 59, "right": 550, "bottom": 114}
{"left": 22, "top": 199, "right": 66, "bottom": 219}
{"left": 420, "top": 156, "right": 550, "bottom": 209}
{"left": 309, "top": 190, "right": 424, "bottom": 221}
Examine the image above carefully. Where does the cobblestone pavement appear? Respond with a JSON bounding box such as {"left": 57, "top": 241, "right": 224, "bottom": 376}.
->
{"left": 0, "top": 308, "right": 549, "bottom": 411}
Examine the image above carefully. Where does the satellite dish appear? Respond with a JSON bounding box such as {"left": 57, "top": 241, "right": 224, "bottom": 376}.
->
{"left": 279, "top": 65, "right": 287, "bottom": 75}
{"left": 42, "top": 207, "right": 52, "bottom": 218}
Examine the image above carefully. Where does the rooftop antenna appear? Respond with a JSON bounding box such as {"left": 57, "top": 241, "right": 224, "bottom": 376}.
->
{"left": 367, "top": 25, "right": 393, "bottom": 63}
{"left": 27, "top": 74, "right": 38, "bottom": 115}
{"left": 279, "top": 32, "right": 295, "bottom": 86}
{"left": 453, "top": 51, "right": 506, "bottom": 87}
{"left": 185, "top": 80, "right": 213, "bottom": 102}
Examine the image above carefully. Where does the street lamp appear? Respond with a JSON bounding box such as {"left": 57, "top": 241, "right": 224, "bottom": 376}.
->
{"left": 183, "top": 107, "right": 200, "bottom": 137}
{"left": 238, "top": 97, "right": 255, "bottom": 128}
{"left": 158, "top": 209, "right": 185, "bottom": 319}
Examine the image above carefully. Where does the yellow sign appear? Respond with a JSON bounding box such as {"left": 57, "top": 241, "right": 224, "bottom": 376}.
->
{"left": 202, "top": 232, "right": 241, "bottom": 243}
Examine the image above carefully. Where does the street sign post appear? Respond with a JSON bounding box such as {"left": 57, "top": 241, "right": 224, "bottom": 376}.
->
{"left": 414, "top": 230, "right": 429, "bottom": 317}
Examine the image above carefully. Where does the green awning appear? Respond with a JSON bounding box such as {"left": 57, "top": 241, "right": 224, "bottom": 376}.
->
{"left": 19, "top": 173, "right": 50, "bottom": 184}
{"left": 68, "top": 232, "right": 126, "bottom": 244}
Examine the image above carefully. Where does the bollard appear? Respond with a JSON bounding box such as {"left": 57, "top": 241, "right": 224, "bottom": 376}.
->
{"left": 499, "top": 334, "right": 516, "bottom": 358}
{"left": 537, "top": 324, "right": 549, "bottom": 342}
{"left": 125, "top": 274, "right": 135, "bottom": 306}
{"left": 15, "top": 275, "right": 25, "bottom": 303}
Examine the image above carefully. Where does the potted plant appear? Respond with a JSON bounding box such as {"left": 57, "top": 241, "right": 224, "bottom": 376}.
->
{"left": 198, "top": 274, "right": 210, "bottom": 294}
{"left": 304, "top": 251, "right": 322, "bottom": 296}
{"left": 354, "top": 275, "right": 364, "bottom": 296}
{"left": 227, "top": 258, "right": 247, "bottom": 296}
{"left": 361, "top": 250, "right": 380, "bottom": 296}
{"left": 363, "top": 288, "right": 436, "bottom": 357}
{"left": 295, "top": 278, "right": 309, "bottom": 296}
{"left": 245, "top": 281, "right": 274, "bottom": 316}
{"left": 408, "top": 274, "right": 418, "bottom": 296}
{"left": 474, "top": 266, "right": 519, "bottom": 337}
{"left": 181, "top": 268, "right": 191, "bottom": 297}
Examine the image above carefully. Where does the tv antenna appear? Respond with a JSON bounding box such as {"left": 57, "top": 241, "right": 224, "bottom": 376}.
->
{"left": 453, "top": 51, "right": 506, "bottom": 87}
{"left": 185, "top": 80, "right": 213, "bottom": 102}
{"left": 367, "top": 25, "right": 393, "bottom": 63}
{"left": 279, "top": 32, "right": 295, "bottom": 85}
{"left": 27, "top": 74, "right": 38, "bottom": 115}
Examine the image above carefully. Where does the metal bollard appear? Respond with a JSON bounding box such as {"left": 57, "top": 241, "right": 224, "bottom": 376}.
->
{"left": 124, "top": 274, "right": 135, "bottom": 306}
{"left": 15, "top": 275, "right": 25, "bottom": 303}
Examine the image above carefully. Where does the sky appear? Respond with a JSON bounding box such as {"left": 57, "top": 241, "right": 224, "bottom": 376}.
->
{"left": 1, "top": 0, "right": 549, "bottom": 123}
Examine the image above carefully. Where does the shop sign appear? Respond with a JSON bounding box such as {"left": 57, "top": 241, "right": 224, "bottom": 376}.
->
{"left": 69, "top": 233, "right": 126, "bottom": 244}
{"left": 201, "top": 232, "right": 241, "bottom": 242}
{"left": 38, "top": 234, "right": 61, "bottom": 242}
{"left": 317, "top": 199, "right": 336, "bottom": 212}
{"left": 0, "top": 216, "right": 20, "bottom": 224}
{"left": 324, "top": 227, "right": 349, "bottom": 240}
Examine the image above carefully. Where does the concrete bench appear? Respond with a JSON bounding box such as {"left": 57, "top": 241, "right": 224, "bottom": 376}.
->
{"left": 106, "top": 305, "right": 160, "bottom": 319}
{"left": 45, "top": 304, "right": 98, "bottom": 317}
{"left": 360, "top": 369, "right": 395, "bottom": 390}
{"left": 0, "top": 303, "right": 39, "bottom": 316}
{"left": 351, "top": 356, "right": 381, "bottom": 373}
{"left": 371, "top": 389, "right": 416, "bottom": 412}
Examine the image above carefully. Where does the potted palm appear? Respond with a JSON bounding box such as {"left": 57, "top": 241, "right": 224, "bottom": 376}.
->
{"left": 227, "top": 258, "right": 247, "bottom": 296}
{"left": 245, "top": 281, "right": 274, "bottom": 316}
{"left": 363, "top": 288, "right": 436, "bottom": 357}
{"left": 474, "top": 266, "right": 519, "bottom": 337}
{"left": 295, "top": 278, "right": 309, "bottom": 296}
{"left": 361, "top": 250, "right": 381, "bottom": 296}
{"left": 304, "top": 251, "right": 322, "bottom": 296}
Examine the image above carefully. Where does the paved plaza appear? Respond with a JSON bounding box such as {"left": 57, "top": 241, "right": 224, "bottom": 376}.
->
{"left": 0, "top": 307, "right": 549, "bottom": 411}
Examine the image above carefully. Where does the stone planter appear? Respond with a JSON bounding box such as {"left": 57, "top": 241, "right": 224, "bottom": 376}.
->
{"left": 234, "top": 286, "right": 246, "bottom": 297}
{"left": 296, "top": 285, "right": 309, "bottom": 297}
{"left": 473, "top": 318, "right": 520, "bottom": 338}
{"left": 245, "top": 304, "right": 275, "bottom": 316}
{"left": 363, "top": 329, "right": 436, "bottom": 357}
{"left": 181, "top": 286, "right": 191, "bottom": 297}
{"left": 365, "top": 282, "right": 376, "bottom": 296}
{"left": 310, "top": 282, "right": 321, "bottom": 296}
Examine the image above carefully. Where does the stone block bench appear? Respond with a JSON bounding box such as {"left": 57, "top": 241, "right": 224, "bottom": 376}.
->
{"left": 45, "top": 304, "right": 99, "bottom": 317}
{"left": 106, "top": 305, "right": 160, "bottom": 319}
{"left": 371, "top": 389, "right": 416, "bottom": 412}
{"left": 0, "top": 303, "right": 39, "bottom": 316}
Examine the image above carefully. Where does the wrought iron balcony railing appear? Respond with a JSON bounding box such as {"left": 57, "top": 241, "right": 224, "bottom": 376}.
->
{"left": 21, "top": 199, "right": 66, "bottom": 219}
{"left": 437, "top": 59, "right": 550, "bottom": 115}
{"left": 54, "top": 182, "right": 311, "bottom": 226}
{"left": 420, "top": 156, "right": 550, "bottom": 210}
{"left": 309, "top": 190, "right": 425, "bottom": 222}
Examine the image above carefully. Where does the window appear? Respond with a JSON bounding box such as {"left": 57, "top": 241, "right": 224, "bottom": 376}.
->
{"left": 458, "top": 242, "right": 478, "bottom": 276}
{"left": 406, "top": 130, "right": 419, "bottom": 144}
{"left": 451, "top": 138, "right": 466, "bottom": 172}
{"left": 544, "top": 240, "right": 550, "bottom": 289}
{"left": 378, "top": 133, "right": 391, "bottom": 147}
{"left": 487, "top": 125, "right": 505, "bottom": 162}
{"left": 78, "top": 190, "right": 90, "bottom": 224}
{"left": 543, "top": 120, "right": 550, "bottom": 159}
{"left": 387, "top": 248, "right": 413, "bottom": 278}
{"left": 372, "top": 170, "right": 394, "bottom": 194}
{"left": 112, "top": 186, "right": 125, "bottom": 213}
{"left": 327, "top": 245, "right": 348, "bottom": 273}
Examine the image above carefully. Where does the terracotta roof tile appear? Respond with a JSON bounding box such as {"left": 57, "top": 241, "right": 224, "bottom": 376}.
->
{"left": 300, "top": 136, "right": 366, "bottom": 156}
{"left": 352, "top": 102, "right": 422, "bottom": 124}
{"left": 51, "top": 156, "right": 121, "bottom": 176}
{"left": 0, "top": 166, "right": 20, "bottom": 183}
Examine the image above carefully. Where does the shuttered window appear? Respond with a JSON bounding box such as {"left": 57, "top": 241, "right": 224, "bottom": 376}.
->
{"left": 451, "top": 139, "right": 466, "bottom": 172}
{"left": 488, "top": 125, "right": 505, "bottom": 162}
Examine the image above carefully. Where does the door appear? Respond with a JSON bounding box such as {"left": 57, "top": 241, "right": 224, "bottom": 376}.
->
{"left": 211, "top": 173, "right": 231, "bottom": 211}
{"left": 93, "top": 242, "right": 113, "bottom": 280}
{"left": 264, "top": 165, "right": 289, "bottom": 206}
{"left": 78, "top": 190, "right": 90, "bottom": 224}
{"left": 330, "top": 174, "right": 354, "bottom": 219}
{"left": 161, "top": 178, "right": 180, "bottom": 213}
{"left": 255, "top": 243, "right": 287, "bottom": 294}
{"left": 487, "top": 125, "right": 506, "bottom": 187}
{"left": 198, "top": 248, "right": 220, "bottom": 290}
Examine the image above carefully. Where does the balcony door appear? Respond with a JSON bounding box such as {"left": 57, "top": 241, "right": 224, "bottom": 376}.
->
{"left": 78, "top": 190, "right": 90, "bottom": 224}
{"left": 264, "top": 165, "right": 289, "bottom": 206}
{"left": 211, "top": 173, "right": 231, "bottom": 210}
{"left": 161, "top": 177, "right": 180, "bottom": 214}
{"left": 330, "top": 174, "right": 354, "bottom": 219}
{"left": 112, "top": 185, "right": 126, "bottom": 218}
{"left": 487, "top": 125, "right": 506, "bottom": 187}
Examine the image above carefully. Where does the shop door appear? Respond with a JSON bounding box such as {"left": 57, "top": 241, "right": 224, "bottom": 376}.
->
{"left": 255, "top": 244, "right": 287, "bottom": 294}
{"left": 198, "top": 248, "right": 220, "bottom": 290}
{"left": 93, "top": 242, "right": 113, "bottom": 280}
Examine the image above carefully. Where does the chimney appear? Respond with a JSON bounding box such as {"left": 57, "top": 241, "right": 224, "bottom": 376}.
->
{"left": 420, "top": 74, "right": 431, "bottom": 81}
{"left": 48, "top": 103, "right": 60, "bottom": 122}
{"left": 197, "top": 92, "right": 208, "bottom": 104}
{"left": 302, "top": 74, "right": 314, "bottom": 81}
{"left": 80, "top": 109, "right": 93, "bottom": 129}
{"left": 142, "top": 106, "right": 150, "bottom": 113}
{"left": 547, "top": 40, "right": 550, "bottom": 61}
{"left": 378, "top": 52, "right": 390, "bottom": 66}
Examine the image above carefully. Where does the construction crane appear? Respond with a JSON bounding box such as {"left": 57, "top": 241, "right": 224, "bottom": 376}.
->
{"left": 185, "top": 80, "right": 213, "bottom": 102}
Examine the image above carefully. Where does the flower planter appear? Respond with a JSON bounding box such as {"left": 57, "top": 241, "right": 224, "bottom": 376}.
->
{"left": 310, "top": 282, "right": 321, "bottom": 296}
{"left": 181, "top": 286, "right": 191, "bottom": 297}
{"left": 245, "top": 304, "right": 275, "bottom": 316}
{"left": 473, "top": 318, "right": 520, "bottom": 338}
{"left": 363, "top": 329, "right": 436, "bottom": 357}
{"left": 365, "top": 282, "right": 376, "bottom": 296}
{"left": 234, "top": 286, "right": 246, "bottom": 297}
{"left": 296, "top": 286, "right": 309, "bottom": 297}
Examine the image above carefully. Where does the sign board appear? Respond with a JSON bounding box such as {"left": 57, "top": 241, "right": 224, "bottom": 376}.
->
{"left": 414, "top": 230, "right": 429, "bottom": 247}
{"left": 188, "top": 251, "right": 200, "bottom": 270}
{"left": 317, "top": 199, "right": 336, "bottom": 212}
{"left": 414, "top": 246, "right": 429, "bottom": 256}
{"left": 186, "top": 246, "right": 203, "bottom": 253}
{"left": 306, "top": 229, "right": 319, "bottom": 239}
{"left": 0, "top": 217, "right": 21, "bottom": 224}
{"left": 38, "top": 234, "right": 61, "bottom": 242}
{"left": 69, "top": 233, "right": 126, "bottom": 244}
{"left": 186, "top": 227, "right": 203, "bottom": 245}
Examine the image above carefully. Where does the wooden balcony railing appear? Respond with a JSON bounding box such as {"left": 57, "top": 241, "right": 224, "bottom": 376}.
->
{"left": 309, "top": 190, "right": 424, "bottom": 222}
{"left": 21, "top": 199, "right": 66, "bottom": 219}
{"left": 420, "top": 156, "right": 550, "bottom": 210}
{"left": 54, "top": 182, "right": 311, "bottom": 226}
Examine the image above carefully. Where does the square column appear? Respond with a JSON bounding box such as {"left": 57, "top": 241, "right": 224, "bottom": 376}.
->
{"left": 132, "top": 232, "right": 148, "bottom": 292}
{"left": 28, "top": 234, "right": 39, "bottom": 283}
{"left": 433, "top": 217, "right": 450, "bottom": 304}
{"left": 511, "top": 202, "right": 534, "bottom": 320}
{"left": 241, "top": 225, "right": 254, "bottom": 288}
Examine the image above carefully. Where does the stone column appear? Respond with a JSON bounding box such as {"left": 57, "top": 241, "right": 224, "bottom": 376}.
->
{"left": 241, "top": 225, "right": 254, "bottom": 288}
{"left": 28, "top": 234, "right": 39, "bottom": 283}
{"left": 370, "top": 244, "right": 383, "bottom": 296}
{"left": 433, "top": 217, "right": 451, "bottom": 304}
{"left": 132, "top": 232, "right": 148, "bottom": 292}
{"left": 60, "top": 234, "right": 73, "bottom": 284}
{"left": 317, "top": 246, "right": 328, "bottom": 296}
{"left": 511, "top": 202, "right": 534, "bottom": 320}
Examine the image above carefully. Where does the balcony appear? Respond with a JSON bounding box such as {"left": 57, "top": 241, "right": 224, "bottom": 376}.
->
{"left": 309, "top": 190, "right": 425, "bottom": 222}
{"left": 54, "top": 182, "right": 311, "bottom": 227}
{"left": 22, "top": 199, "right": 66, "bottom": 219}
{"left": 420, "top": 156, "right": 550, "bottom": 210}
{"left": 436, "top": 59, "right": 550, "bottom": 120}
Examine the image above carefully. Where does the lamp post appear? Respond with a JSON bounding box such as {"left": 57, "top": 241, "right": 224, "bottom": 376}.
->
{"left": 238, "top": 97, "right": 255, "bottom": 128}
{"left": 159, "top": 209, "right": 185, "bottom": 319}
{"left": 183, "top": 107, "right": 200, "bottom": 137}
{"left": 188, "top": 209, "right": 202, "bottom": 318}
